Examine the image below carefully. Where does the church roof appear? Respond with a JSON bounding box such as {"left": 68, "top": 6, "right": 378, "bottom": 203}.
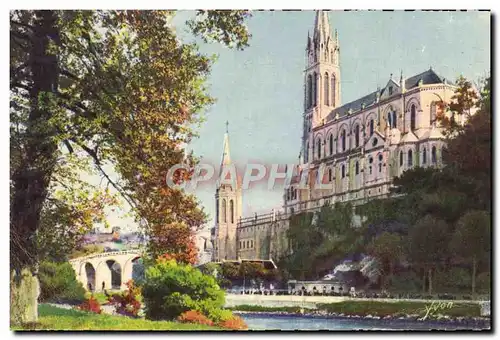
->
{"left": 400, "top": 130, "right": 419, "bottom": 143}
{"left": 325, "top": 68, "right": 453, "bottom": 123}
{"left": 325, "top": 90, "right": 379, "bottom": 122}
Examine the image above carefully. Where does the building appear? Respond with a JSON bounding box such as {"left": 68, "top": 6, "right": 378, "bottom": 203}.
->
{"left": 212, "top": 10, "right": 457, "bottom": 264}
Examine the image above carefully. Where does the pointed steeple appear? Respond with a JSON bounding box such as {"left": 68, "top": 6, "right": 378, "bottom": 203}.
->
{"left": 221, "top": 121, "right": 231, "bottom": 168}
{"left": 313, "top": 10, "right": 331, "bottom": 43}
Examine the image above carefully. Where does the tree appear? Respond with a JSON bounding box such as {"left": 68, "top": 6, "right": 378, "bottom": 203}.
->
{"left": 366, "top": 232, "right": 403, "bottom": 289}
{"left": 10, "top": 10, "right": 251, "bottom": 324}
{"left": 36, "top": 153, "right": 119, "bottom": 262}
{"left": 407, "top": 215, "right": 449, "bottom": 295}
{"left": 449, "top": 210, "right": 490, "bottom": 296}
{"left": 438, "top": 75, "right": 479, "bottom": 134}
{"left": 221, "top": 262, "right": 239, "bottom": 281}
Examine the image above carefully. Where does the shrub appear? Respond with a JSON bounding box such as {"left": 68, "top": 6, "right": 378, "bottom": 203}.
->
{"left": 77, "top": 295, "right": 102, "bottom": 314}
{"left": 218, "top": 316, "right": 248, "bottom": 330}
{"left": 177, "top": 310, "right": 213, "bottom": 326}
{"left": 141, "top": 259, "right": 225, "bottom": 321}
{"left": 108, "top": 280, "right": 142, "bottom": 317}
{"left": 38, "top": 261, "right": 86, "bottom": 303}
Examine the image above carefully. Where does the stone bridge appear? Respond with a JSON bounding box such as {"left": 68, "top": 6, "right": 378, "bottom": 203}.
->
{"left": 69, "top": 250, "right": 143, "bottom": 292}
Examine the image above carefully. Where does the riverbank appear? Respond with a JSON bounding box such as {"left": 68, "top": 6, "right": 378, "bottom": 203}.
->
{"left": 230, "top": 301, "right": 490, "bottom": 328}
{"left": 14, "top": 304, "right": 222, "bottom": 331}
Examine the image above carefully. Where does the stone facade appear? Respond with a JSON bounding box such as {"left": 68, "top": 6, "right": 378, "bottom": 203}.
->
{"left": 212, "top": 10, "right": 457, "bottom": 264}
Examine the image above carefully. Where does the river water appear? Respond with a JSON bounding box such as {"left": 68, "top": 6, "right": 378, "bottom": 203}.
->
{"left": 239, "top": 313, "right": 490, "bottom": 331}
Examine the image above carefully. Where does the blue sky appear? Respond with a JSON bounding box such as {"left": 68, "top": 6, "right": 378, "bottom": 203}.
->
{"left": 95, "top": 10, "right": 490, "bottom": 231}
{"left": 175, "top": 10, "right": 490, "bottom": 227}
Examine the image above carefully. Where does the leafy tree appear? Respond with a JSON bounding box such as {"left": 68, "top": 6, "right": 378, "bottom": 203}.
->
{"left": 438, "top": 75, "right": 479, "bottom": 134}
{"left": 366, "top": 232, "right": 403, "bottom": 288}
{"left": 407, "top": 215, "right": 449, "bottom": 295}
{"left": 449, "top": 210, "right": 491, "bottom": 296}
{"left": 38, "top": 261, "right": 86, "bottom": 303}
{"left": 10, "top": 9, "right": 251, "bottom": 324}
{"left": 141, "top": 259, "right": 225, "bottom": 321}
{"left": 36, "top": 154, "right": 119, "bottom": 262}
{"left": 221, "top": 262, "right": 239, "bottom": 281}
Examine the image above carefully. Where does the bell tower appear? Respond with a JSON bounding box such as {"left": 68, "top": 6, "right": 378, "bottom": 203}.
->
{"left": 302, "top": 10, "right": 341, "bottom": 163}
{"left": 212, "top": 122, "right": 242, "bottom": 262}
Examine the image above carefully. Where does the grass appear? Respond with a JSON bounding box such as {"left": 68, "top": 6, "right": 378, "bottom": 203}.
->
{"left": 231, "top": 300, "right": 482, "bottom": 318}
{"left": 15, "top": 304, "right": 222, "bottom": 331}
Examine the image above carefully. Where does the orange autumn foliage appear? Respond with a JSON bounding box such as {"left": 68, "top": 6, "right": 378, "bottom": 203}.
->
{"left": 152, "top": 223, "right": 198, "bottom": 265}
{"left": 177, "top": 310, "right": 214, "bottom": 326}
{"left": 218, "top": 316, "right": 248, "bottom": 330}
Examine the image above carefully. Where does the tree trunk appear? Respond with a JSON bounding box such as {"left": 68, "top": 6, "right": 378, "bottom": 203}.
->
{"left": 472, "top": 255, "right": 477, "bottom": 297}
{"left": 10, "top": 10, "right": 60, "bottom": 326}
{"left": 428, "top": 268, "right": 433, "bottom": 295}
{"left": 422, "top": 269, "right": 426, "bottom": 293}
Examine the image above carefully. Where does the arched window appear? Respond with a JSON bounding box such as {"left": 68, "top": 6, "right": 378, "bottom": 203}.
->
{"left": 341, "top": 165, "right": 345, "bottom": 178}
{"left": 355, "top": 161, "right": 359, "bottom": 175}
{"left": 387, "top": 110, "right": 397, "bottom": 129}
{"left": 378, "top": 154, "right": 383, "bottom": 173}
{"left": 422, "top": 147, "right": 427, "bottom": 164}
{"left": 305, "top": 141, "right": 309, "bottom": 163}
{"left": 307, "top": 74, "right": 313, "bottom": 109}
{"left": 400, "top": 151, "right": 403, "bottom": 166}
{"left": 324, "top": 72, "right": 330, "bottom": 105}
{"left": 354, "top": 125, "right": 360, "bottom": 147}
{"left": 230, "top": 200, "right": 234, "bottom": 223}
{"left": 408, "top": 149, "right": 413, "bottom": 167}
{"left": 410, "top": 104, "right": 416, "bottom": 131}
{"left": 331, "top": 75, "right": 336, "bottom": 107}
{"left": 328, "top": 134, "right": 333, "bottom": 155}
{"left": 392, "top": 111, "right": 397, "bottom": 128}
{"left": 369, "top": 157, "right": 373, "bottom": 175}
{"left": 369, "top": 119, "right": 374, "bottom": 136}
{"left": 221, "top": 199, "right": 226, "bottom": 223}
{"left": 432, "top": 146, "right": 437, "bottom": 164}
{"left": 317, "top": 138, "right": 322, "bottom": 159}
{"left": 328, "top": 168, "right": 332, "bottom": 182}
{"left": 313, "top": 72, "right": 318, "bottom": 107}
{"left": 341, "top": 130, "right": 346, "bottom": 151}
{"left": 216, "top": 199, "right": 219, "bottom": 223}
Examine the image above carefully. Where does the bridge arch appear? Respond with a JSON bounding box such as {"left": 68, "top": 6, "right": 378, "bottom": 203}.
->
{"left": 70, "top": 250, "right": 143, "bottom": 291}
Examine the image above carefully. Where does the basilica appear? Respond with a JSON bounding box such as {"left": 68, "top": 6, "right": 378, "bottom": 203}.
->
{"left": 210, "top": 10, "right": 457, "bottom": 264}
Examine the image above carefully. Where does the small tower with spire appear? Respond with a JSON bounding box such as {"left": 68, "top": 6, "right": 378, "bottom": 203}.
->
{"left": 213, "top": 121, "right": 241, "bottom": 262}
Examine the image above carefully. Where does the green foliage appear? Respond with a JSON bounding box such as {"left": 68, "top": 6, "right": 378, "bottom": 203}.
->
{"left": 434, "top": 267, "right": 471, "bottom": 293}
{"left": 366, "top": 232, "right": 404, "bottom": 287}
{"left": 476, "top": 272, "right": 491, "bottom": 294}
{"left": 221, "top": 262, "right": 239, "bottom": 280}
{"left": 38, "top": 261, "right": 86, "bottom": 303}
{"left": 188, "top": 10, "right": 252, "bottom": 50}
{"left": 450, "top": 210, "right": 490, "bottom": 260}
{"left": 141, "top": 259, "right": 225, "bottom": 321}
{"left": 389, "top": 271, "right": 422, "bottom": 293}
{"left": 408, "top": 215, "right": 448, "bottom": 268}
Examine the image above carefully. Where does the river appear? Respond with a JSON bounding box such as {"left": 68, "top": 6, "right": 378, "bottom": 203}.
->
{"left": 239, "top": 313, "right": 490, "bottom": 331}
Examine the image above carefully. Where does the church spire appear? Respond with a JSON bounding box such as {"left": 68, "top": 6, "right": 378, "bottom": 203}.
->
{"left": 313, "top": 10, "right": 331, "bottom": 43}
{"left": 221, "top": 121, "right": 231, "bottom": 168}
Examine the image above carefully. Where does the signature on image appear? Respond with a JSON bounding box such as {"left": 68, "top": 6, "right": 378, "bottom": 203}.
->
{"left": 421, "top": 301, "right": 454, "bottom": 320}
